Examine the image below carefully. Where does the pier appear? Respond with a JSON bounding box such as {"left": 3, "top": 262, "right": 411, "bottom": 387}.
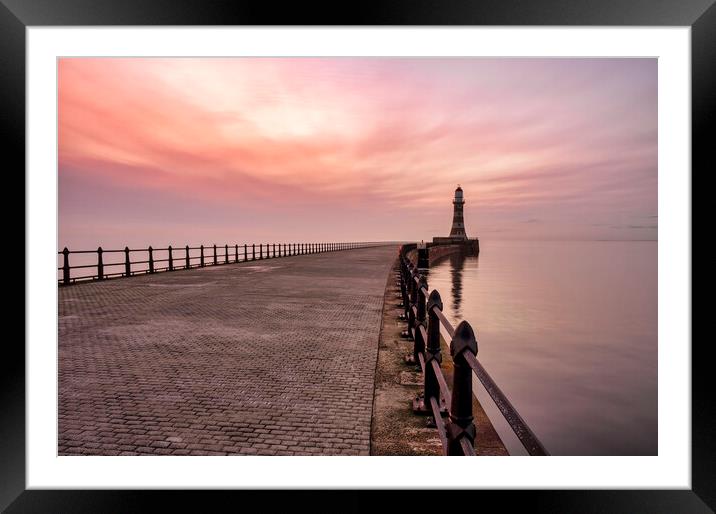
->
{"left": 57, "top": 185, "right": 546, "bottom": 457}
{"left": 59, "top": 244, "right": 396, "bottom": 455}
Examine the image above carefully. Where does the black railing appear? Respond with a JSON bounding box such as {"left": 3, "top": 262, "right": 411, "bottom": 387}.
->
{"left": 58, "top": 242, "right": 389, "bottom": 285}
{"left": 397, "top": 244, "right": 549, "bottom": 456}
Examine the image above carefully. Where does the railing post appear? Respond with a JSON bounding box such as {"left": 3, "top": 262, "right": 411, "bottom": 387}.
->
{"left": 273, "top": 243, "right": 276, "bottom": 258}
{"left": 447, "top": 321, "right": 478, "bottom": 455}
{"left": 406, "top": 260, "right": 415, "bottom": 320}
{"left": 148, "top": 246, "right": 154, "bottom": 273}
{"left": 213, "top": 244, "right": 218, "bottom": 265}
{"left": 418, "top": 241, "right": 429, "bottom": 273}
{"left": 404, "top": 265, "right": 417, "bottom": 340}
{"left": 200, "top": 245, "right": 205, "bottom": 267}
{"left": 185, "top": 245, "right": 190, "bottom": 269}
{"left": 414, "top": 289, "right": 446, "bottom": 415}
{"left": 412, "top": 274, "right": 428, "bottom": 366}
{"left": 225, "top": 244, "right": 229, "bottom": 264}
{"left": 398, "top": 256, "right": 409, "bottom": 320}
{"left": 62, "top": 247, "right": 70, "bottom": 285}
{"left": 252, "top": 244, "right": 256, "bottom": 261}
{"left": 96, "top": 247, "right": 104, "bottom": 280}
{"left": 168, "top": 245, "right": 174, "bottom": 271}
{"left": 124, "top": 246, "right": 131, "bottom": 277}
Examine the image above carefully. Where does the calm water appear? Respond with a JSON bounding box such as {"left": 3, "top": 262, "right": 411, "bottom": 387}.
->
{"left": 426, "top": 240, "right": 657, "bottom": 456}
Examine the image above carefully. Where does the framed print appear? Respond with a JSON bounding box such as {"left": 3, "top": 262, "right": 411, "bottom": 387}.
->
{"left": 4, "top": 0, "right": 711, "bottom": 511}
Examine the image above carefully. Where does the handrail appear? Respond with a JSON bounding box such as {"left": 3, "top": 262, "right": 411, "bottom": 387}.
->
{"left": 58, "top": 241, "right": 396, "bottom": 286}
{"left": 397, "top": 243, "right": 549, "bottom": 456}
{"left": 463, "top": 351, "right": 548, "bottom": 456}
{"left": 431, "top": 359, "right": 452, "bottom": 407}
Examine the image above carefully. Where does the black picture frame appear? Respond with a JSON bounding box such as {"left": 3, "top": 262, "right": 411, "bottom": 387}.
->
{"left": 3, "top": 1, "right": 710, "bottom": 511}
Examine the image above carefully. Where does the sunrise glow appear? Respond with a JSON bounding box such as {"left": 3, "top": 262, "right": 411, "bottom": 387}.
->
{"left": 58, "top": 58, "right": 657, "bottom": 248}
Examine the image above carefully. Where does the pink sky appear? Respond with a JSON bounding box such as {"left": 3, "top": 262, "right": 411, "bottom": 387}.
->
{"left": 58, "top": 58, "right": 657, "bottom": 249}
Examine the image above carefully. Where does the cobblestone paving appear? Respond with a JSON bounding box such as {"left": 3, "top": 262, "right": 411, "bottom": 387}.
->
{"left": 58, "top": 246, "right": 397, "bottom": 456}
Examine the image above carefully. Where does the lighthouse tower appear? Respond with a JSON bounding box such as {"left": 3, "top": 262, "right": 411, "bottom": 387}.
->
{"left": 449, "top": 185, "right": 468, "bottom": 240}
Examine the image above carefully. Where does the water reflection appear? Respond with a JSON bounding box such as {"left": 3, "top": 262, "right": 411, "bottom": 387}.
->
{"left": 446, "top": 251, "right": 476, "bottom": 321}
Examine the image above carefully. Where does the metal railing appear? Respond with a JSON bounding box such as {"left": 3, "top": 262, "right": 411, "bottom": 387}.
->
{"left": 397, "top": 244, "right": 549, "bottom": 456}
{"left": 58, "top": 241, "right": 389, "bottom": 285}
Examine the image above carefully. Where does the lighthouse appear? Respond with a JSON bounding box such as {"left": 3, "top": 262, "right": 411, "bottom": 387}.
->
{"left": 449, "top": 185, "right": 468, "bottom": 240}
{"left": 431, "top": 185, "right": 479, "bottom": 254}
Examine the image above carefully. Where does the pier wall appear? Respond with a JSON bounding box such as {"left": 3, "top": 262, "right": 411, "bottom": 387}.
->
{"left": 406, "top": 240, "right": 478, "bottom": 268}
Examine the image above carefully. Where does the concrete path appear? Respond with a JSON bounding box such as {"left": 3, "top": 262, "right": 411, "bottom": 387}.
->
{"left": 58, "top": 245, "right": 397, "bottom": 456}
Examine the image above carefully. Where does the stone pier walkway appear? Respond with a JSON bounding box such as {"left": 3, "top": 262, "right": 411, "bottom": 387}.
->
{"left": 58, "top": 245, "right": 397, "bottom": 456}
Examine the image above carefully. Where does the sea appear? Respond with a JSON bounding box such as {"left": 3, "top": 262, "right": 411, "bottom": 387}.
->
{"left": 425, "top": 240, "right": 657, "bottom": 456}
